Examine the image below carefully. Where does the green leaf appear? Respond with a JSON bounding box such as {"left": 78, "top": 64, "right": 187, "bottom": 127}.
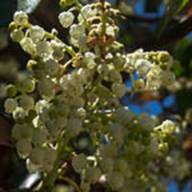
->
{"left": 176, "top": 0, "right": 189, "bottom": 13}
{"left": 164, "top": 0, "right": 189, "bottom": 14}
{"left": 158, "top": 0, "right": 189, "bottom": 36}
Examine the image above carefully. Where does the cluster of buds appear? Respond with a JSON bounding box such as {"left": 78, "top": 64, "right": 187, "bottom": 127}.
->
{"left": 4, "top": 1, "right": 184, "bottom": 191}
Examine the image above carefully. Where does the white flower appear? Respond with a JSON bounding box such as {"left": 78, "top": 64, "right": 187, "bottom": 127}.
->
{"left": 19, "top": 95, "right": 34, "bottom": 111}
{"left": 13, "top": 107, "right": 27, "bottom": 120}
{"left": 19, "top": 78, "right": 35, "bottom": 93}
{"left": 69, "top": 24, "right": 85, "bottom": 39}
{"left": 83, "top": 52, "right": 96, "bottom": 69}
{"left": 112, "top": 83, "right": 126, "bottom": 98}
{"left": 43, "top": 58, "right": 59, "bottom": 77}
{"left": 76, "top": 107, "right": 86, "bottom": 119}
{"left": 4, "top": 98, "right": 18, "bottom": 113}
{"left": 106, "top": 26, "right": 115, "bottom": 37}
{"left": 16, "top": 139, "right": 32, "bottom": 158}
{"left": 58, "top": 11, "right": 74, "bottom": 28}
{"left": 20, "top": 37, "right": 36, "bottom": 55}
{"left": 50, "top": 40, "right": 64, "bottom": 61}
{"left": 32, "top": 116, "right": 45, "bottom": 128}
{"left": 29, "top": 25, "right": 45, "bottom": 42}
{"left": 146, "top": 66, "right": 161, "bottom": 90}
{"left": 36, "top": 41, "right": 52, "bottom": 57}
{"left": 85, "top": 51, "right": 95, "bottom": 59}
{"left": 37, "top": 78, "right": 55, "bottom": 100}
{"left": 12, "top": 123, "right": 33, "bottom": 140}
{"left": 35, "top": 100, "right": 50, "bottom": 114}
{"left": 59, "top": 73, "right": 84, "bottom": 97}
{"left": 133, "top": 79, "right": 145, "bottom": 90}
{"left": 161, "top": 120, "right": 176, "bottom": 134}
{"left": 81, "top": 4, "right": 97, "bottom": 19}
{"left": 59, "top": 74, "right": 74, "bottom": 91}
{"left": 77, "top": 68, "right": 91, "bottom": 84}
{"left": 13, "top": 11, "right": 28, "bottom": 25}
{"left": 26, "top": 158, "right": 41, "bottom": 173}
{"left": 135, "top": 59, "right": 152, "bottom": 77}
{"left": 97, "top": 64, "right": 110, "bottom": 79}
{"left": 154, "top": 120, "right": 176, "bottom": 136}
{"left": 105, "top": 53, "right": 113, "bottom": 60}
{"left": 70, "top": 37, "right": 79, "bottom": 47}
{"left": 11, "top": 29, "right": 24, "bottom": 42}
{"left": 78, "top": 33, "right": 88, "bottom": 51}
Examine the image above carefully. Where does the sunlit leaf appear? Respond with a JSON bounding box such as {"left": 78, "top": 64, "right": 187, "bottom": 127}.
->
{"left": 158, "top": 0, "right": 189, "bottom": 36}
{"left": 17, "top": 0, "right": 41, "bottom": 13}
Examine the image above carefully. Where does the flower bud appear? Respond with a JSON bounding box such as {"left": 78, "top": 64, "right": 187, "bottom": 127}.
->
{"left": 13, "top": 11, "right": 28, "bottom": 25}
{"left": 58, "top": 11, "right": 74, "bottom": 28}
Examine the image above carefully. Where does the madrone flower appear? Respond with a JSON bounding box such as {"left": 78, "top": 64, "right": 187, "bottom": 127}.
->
{"left": 5, "top": 1, "right": 185, "bottom": 191}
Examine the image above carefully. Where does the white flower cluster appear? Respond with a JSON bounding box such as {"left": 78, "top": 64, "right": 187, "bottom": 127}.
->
{"left": 126, "top": 49, "right": 175, "bottom": 91}
{"left": 5, "top": 1, "right": 183, "bottom": 191}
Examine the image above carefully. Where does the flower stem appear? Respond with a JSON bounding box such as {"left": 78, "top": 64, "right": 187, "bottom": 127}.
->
{"left": 39, "top": 136, "right": 66, "bottom": 192}
{"left": 59, "top": 176, "right": 82, "bottom": 192}
{"left": 100, "top": 0, "right": 106, "bottom": 37}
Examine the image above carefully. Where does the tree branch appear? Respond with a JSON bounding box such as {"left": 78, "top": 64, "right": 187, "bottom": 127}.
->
{"left": 128, "top": 15, "right": 192, "bottom": 51}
